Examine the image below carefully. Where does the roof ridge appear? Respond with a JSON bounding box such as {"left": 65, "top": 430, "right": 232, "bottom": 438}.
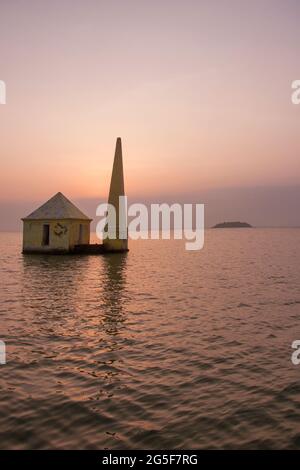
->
{"left": 22, "top": 192, "right": 92, "bottom": 221}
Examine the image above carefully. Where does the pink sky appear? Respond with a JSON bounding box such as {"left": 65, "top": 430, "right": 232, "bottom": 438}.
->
{"left": 0, "top": 0, "right": 300, "bottom": 227}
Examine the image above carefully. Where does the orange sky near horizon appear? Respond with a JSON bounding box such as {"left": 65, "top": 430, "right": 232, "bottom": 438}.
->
{"left": 1, "top": 0, "right": 300, "bottom": 204}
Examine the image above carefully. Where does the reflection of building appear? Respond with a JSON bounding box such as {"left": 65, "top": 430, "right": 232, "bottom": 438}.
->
{"left": 101, "top": 252, "right": 128, "bottom": 335}
{"left": 22, "top": 192, "right": 91, "bottom": 253}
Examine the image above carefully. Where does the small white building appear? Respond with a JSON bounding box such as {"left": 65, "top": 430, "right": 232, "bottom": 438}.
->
{"left": 22, "top": 192, "right": 92, "bottom": 253}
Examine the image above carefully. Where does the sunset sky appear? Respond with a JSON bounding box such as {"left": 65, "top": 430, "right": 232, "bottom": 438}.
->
{"left": 1, "top": 0, "right": 300, "bottom": 229}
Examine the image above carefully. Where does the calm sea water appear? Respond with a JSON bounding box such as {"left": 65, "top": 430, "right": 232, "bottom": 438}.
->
{"left": 1, "top": 229, "right": 300, "bottom": 449}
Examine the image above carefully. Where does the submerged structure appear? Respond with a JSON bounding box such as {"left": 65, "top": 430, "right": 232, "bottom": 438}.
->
{"left": 22, "top": 138, "right": 128, "bottom": 254}
{"left": 22, "top": 192, "right": 91, "bottom": 253}
{"left": 103, "top": 137, "right": 128, "bottom": 252}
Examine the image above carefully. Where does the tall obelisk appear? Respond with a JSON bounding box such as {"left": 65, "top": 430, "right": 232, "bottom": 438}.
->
{"left": 103, "top": 137, "right": 128, "bottom": 252}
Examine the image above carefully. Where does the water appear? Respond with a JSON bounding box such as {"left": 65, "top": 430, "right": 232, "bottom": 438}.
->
{"left": 1, "top": 229, "right": 300, "bottom": 449}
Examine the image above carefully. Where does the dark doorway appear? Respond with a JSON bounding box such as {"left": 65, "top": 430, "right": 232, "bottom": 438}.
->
{"left": 42, "top": 224, "right": 50, "bottom": 246}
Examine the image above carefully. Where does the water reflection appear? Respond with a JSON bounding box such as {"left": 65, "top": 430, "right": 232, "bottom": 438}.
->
{"left": 21, "top": 252, "right": 128, "bottom": 331}
{"left": 21, "top": 254, "right": 89, "bottom": 316}
{"left": 101, "top": 253, "right": 128, "bottom": 336}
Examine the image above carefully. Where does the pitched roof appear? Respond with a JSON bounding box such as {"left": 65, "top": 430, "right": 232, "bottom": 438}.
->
{"left": 23, "top": 192, "right": 92, "bottom": 221}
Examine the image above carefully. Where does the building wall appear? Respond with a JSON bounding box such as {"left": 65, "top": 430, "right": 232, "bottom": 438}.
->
{"left": 22, "top": 219, "right": 90, "bottom": 253}
{"left": 103, "top": 237, "right": 128, "bottom": 252}
{"left": 68, "top": 220, "right": 90, "bottom": 248}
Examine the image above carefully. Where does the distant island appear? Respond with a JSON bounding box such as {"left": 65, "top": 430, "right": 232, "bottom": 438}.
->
{"left": 212, "top": 221, "right": 252, "bottom": 228}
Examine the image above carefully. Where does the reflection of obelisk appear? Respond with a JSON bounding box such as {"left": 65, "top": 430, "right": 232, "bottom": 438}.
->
{"left": 103, "top": 137, "right": 128, "bottom": 252}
